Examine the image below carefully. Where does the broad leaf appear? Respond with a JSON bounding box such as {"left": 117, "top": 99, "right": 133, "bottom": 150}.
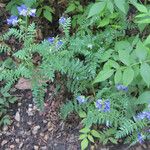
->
{"left": 114, "top": 70, "right": 122, "bottom": 84}
{"left": 80, "top": 127, "right": 90, "bottom": 133}
{"left": 118, "top": 50, "right": 130, "bottom": 66}
{"left": 137, "top": 91, "right": 150, "bottom": 104}
{"left": 93, "top": 69, "right": 114, "bottom": 84}
{"left": 81, "top": 138, "right": 89, "bottom": 150}
{"left": 88, "top": 2, "right": 106, "bottom": 18}
{"left": 123, "top": 67, "right": 134, "bottom": 86}
{"left": 114, "top": 0, "right": 126, "bottom": 13}
{"left": 140, "top": 63, "right": 150, "bottom": 87}
{"left": 135, "top": 40, "right": 147, "bottom": 61}
{"left": 91, "top": 130, "right": 101, "bottom": 138}
{"left": 43, "top": 10, "right": 52, "bottom": 22}
{"left": 134, "top": 3, "right": 148, "bottom": 13}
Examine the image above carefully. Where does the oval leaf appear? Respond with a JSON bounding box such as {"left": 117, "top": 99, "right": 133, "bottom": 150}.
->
{"left": 93, "top": 69, "right": 114, "bottom": 84}
{"left": 140, "top": 63, "right": 150, "bottom": 87}
{"left": 123, "top": 67, "right": 134, "bottom": 86}
{"left": 114, "top": 70, "right": 122, "bottom": 84}
{"left": 81, "top": 138, "right": 89, "bottom": 150}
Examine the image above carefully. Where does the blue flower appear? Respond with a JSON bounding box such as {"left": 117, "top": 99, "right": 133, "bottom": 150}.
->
{"left": 17, "top": 4, "right": 36, "bottom": 17}
{"left": 29, "top": 8, "right": 36, "bottom": 17}
{"left": 47, "top": 37, "right": 55, "bottom": 44}
{"left": 103, "top": 100, "right": 110, "bottom": 112}
{"left": 116, "top": 84, "right": 128, "bottom": 92}
{"left": 57, "top": 40, "right": 63, "bottom": 47}
{"left": 59, "top": 16, "right": 66, "bottom": 25}
{"left": 17, "top": 4, "right": 28, "bottom": 16}
{"left": 136, "top": 111, "right": 150, "bottom": 121}
{"left": 76, "top": 96, "right": 86, "bottom": 104}
{"left": 7, "top": 16, "right": 18, "bottom": 26}
{"left": 95, "top": 99, "right": 103, "bottom": 111}
{"left": 137, "top": 133, "right": 144, "bottom": 144}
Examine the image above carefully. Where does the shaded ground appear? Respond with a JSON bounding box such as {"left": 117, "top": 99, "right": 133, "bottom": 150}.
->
{"left": 0, "top": 87, "right": 150, "bottom": 150}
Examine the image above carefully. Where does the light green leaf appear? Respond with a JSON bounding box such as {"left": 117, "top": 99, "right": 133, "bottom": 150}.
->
{"left": 134, "top": 3, "right": 148, "bottom": 13}
{"left": 123, "top": 67, "right": 134, "bottom": 86}
{"left": 98, "top": 18, "right": 110, "bottom": 27}
{"left": 103, "top": 60, "right": 120, "bottom": 70}
{"left": 144, "top": 35, "right": 150, "bottom": 46}
{"left": 135, "top": 40, "right": 147, "bottom": 61}
{"left": 109, "top": 137, "right": 118, "bottom": 144}
{"left": 93, "top": 69, "right": 114, "bottom": 84}
{"left": 88, "top": 135, "right": 94, "bottom": 143}
{"left": 114, "top": 70, "right": 122, "bottom": 84}
{"left": 107, "top": 0, "right": 114, "bottom": 13}
{"left": 140, "top": 63, "right": 150, "bottom": 87}
{"left": 118, "top": 50, "right": 130, "bottom": 66}
{"left": 79, "top": 111, "right": 87, "bottom": 118}
{"left": 88, "top": 2, "right": 106, "bottom": 18}
{"left": 80, "top": 127, "right": 90, "bottom": 133}
{"left": 65, "top": 3, "right": 76, "bottom": 13}
{"left": 114, "top": 0, "right": 126, "bottom": 13}
{"left": 81, "top": 138, "right": 89, "bottom": 150}
{"left": 137, "top": 19, "right": 150, "bottom": 24}
{"left": 79, "top": 134, "right": 87, "bottom": 140}
{"left": 91, "top": 130, "right": 101, "bottom": 138}
{"left": 137, "top": 91, "right": 150, "bottom": 104}
{"left": 43, "top": 10, "right": 52, "bottom": 22}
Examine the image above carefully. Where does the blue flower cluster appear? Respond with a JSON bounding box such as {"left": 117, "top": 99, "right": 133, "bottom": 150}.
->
{"left": 116, "top": 84, "right": 128, "bottom": 92}
{"left": 59, "top": 16, "right": 66, "bottom": 25}
{"left": 136, "top": 111, "right": 150, "bottom": 120}
{"left": 17, "top": 4, "right": 36, "bottom": 17}
{"left": 7, "top": 16, "right": 18, "bottom": 26}
{"left": 95, "top": 99, "right": 110, "bottom": 112}
{"left": 76, "top": 96, "right": 86, "bottom": 104}
{"left": 47, "top": 36, "right": 63, "bottom": 48}
{"left": 7, "top": 4, "right": 36, "bottom": 26}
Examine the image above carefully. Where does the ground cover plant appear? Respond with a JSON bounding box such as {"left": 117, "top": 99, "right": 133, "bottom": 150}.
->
{"left": 0, "top": 0, "right": 150, "bottom": 149}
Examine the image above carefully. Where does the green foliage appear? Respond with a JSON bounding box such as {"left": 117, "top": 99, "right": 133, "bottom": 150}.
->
{"left": 1, "top": 0, "right": 150, "bottom": 149}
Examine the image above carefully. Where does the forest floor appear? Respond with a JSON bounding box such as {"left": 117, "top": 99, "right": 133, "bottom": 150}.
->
{"left": 0, "top": 84, "right": 150, "bottom": 150}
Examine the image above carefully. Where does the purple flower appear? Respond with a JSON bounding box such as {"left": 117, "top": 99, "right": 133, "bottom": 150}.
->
{"left": 47, "top": 37, "right": 55, "bottom": 44}
{"left": 7, "top": 16, "right": 18, "bottom": 26}
{"left": 17, "top": 4, "right": 36, "bottom": 17}
{"left": 95, "top": 99, "right": 103, "bottom": 111}
{"left": 116, "top": 84, "right": 128, "bottom": 92}
{"left": 103, "top": 100, "right": 110, "bottom": 112}
{"left": 59, "top": 16, "right": 66, "bottom": 25}
{"left": 137, "top": 133, "right": 144, "bottom": 144}
{"left": 76, "top": 96, "right": 86, "bottom": 104}
{"left": 17, "top": 4, "right": 28, "bottom": 16}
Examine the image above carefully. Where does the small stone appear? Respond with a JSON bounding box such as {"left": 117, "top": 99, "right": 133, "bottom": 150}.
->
{"left": 34, "top": 145, "right": 39, "bottom": 150}
{"left": 27, "top": 121, "right": 32, "bottom": 125}
{"left": 29, "top": 104, "right": 33, "bottom": 107}
{"left": 40, "top": 133, "right": 44, "bottom": 137}
{"left": 41, "top": 146, "right": 47, "bottom": 150}
{"left": 43, "top": 120, "right": 47, "bottom": 123}
{"left": 10, "top": 145, "right": 15, "bottom": 149}
{"left": 19, "top": 142, "right": 23, "bottom": 149}
{"left": 3, "top": 126, "right": 8, "bottom": 131}
{"left": 1, "top": 140, "right": 8, "bottom": 146}
{"left": 15, "top": 111, "right": 20, "bottom": 122}
{"left": 44, "top": 134, "right": 49, "bottom": 141}
{"left": 27, "top": 108, "right": 34, "bottom": 116}
{"left": 18, "top": 103, "right": 22, "bottom": 106}
{"left": 32, "top": 125, "right": 40, "bottom": 135}
{"left": 15, "top": 138, "right": 20, "bottom": 143}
